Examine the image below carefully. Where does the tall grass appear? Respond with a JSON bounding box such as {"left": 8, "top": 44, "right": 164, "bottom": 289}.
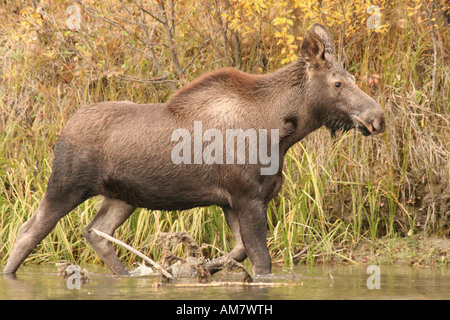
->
{"left": 0, "top": 1, "right": 448, "bottom": 268}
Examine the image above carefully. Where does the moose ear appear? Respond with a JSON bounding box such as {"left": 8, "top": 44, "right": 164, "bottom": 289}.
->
{"left": 301, "top": 23, "right": 336, "bottom": 65}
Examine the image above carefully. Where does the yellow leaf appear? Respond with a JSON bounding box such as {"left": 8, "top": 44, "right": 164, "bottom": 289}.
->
{"left": 286, "top": 34, "right": 295, "bottom": 44}
{"left": 273, "top": 17, "right": 285, "bottom": 26}
{"left": 20, "top": 6, "right": 34, "bottom": 16}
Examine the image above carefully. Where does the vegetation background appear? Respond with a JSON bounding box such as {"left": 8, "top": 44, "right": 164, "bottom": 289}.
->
{"left": 0, "top": 0, "right": 449, "bottom": 269}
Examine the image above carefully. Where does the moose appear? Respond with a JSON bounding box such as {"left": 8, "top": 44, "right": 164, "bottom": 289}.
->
{"left": 3, "top": 24, "right": 384, "bottom": 276}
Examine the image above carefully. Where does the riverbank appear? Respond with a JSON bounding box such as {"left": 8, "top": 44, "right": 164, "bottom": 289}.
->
{"left": 349, "top": 236, "right": 449, "bottom": 266}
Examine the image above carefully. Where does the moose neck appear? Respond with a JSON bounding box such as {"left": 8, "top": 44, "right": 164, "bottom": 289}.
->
{"left": 256, "top": 59, "right": 322, "bottom": 151}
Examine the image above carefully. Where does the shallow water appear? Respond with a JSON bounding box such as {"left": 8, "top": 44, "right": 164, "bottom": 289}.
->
{"left": 0, "top": 264, "right": 448, "bottom": 300}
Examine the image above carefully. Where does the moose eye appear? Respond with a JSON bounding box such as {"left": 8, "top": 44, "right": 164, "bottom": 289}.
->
{"left": 334, "top": 82, "right": 342, "bottom": 88}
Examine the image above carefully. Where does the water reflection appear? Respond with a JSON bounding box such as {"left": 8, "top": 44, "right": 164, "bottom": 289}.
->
{"left": 1, "top": 264, "right": 448, "bottom": 300}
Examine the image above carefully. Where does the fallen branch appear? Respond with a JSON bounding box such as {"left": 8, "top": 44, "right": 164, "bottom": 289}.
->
{"left": 220, "top": 257, "right": 253, "bottom": 283}
{"left": 171, "top": 281, "right": 301, "bottom": 287}
{"left": 158, "top": 231, "right": 211, "bottom": 282}
{"left": 92, "top": 228, "right": 173, "bottom": 280}
{"left": 159, "top": 231, "right": 203, "bottom": 257}
{"left": 156, "top": 232, "right": 253, "bottom": 282}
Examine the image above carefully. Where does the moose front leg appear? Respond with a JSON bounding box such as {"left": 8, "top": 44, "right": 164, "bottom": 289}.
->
{"left": 234, "top": 199, "right": 271, "bottom": 275}
{"left": 204, "top": 200, "right": 271, "bottom": 275}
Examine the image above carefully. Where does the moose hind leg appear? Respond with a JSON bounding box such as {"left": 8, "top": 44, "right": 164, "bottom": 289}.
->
{"left": 83, "top": 197, "right": 135, "bottom": 275}
{"left": 223, "top": 207, "right": 247, "bottom": 262}
{"left": 205, "top": 207, "right": 247, "bottom": 274}
{"left": 3, "top": 191, "right": 87, "bottom": 275}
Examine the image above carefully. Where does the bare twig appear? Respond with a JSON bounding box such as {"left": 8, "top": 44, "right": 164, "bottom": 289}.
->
{"left": 223, "top": 0, "right": 241, "bottom": 68}
{"left": 182, "top": 37, "right": 211, "bottom": 74}
{"left": 138, "top": 2, "right": 178, "bottom": 90}
{"left": 92, "top": 228, "right": 173, "bottom": 279}
{"left": 162, "top": 15, "right": 184, "bottom": 75}
{"left": 338, "top": 0, "right": 347, "bottom": 63}
{"left": 211, "top": 0, "right": 232, "bottom": 65}
{"left": 138, "top": 3, "right": 165, "bottom": 25}
{"left": 427, "top": 2, "right": 438, "bottom": 108}
{"left": 293, "top": 246, "right": 308, "bottom": 260}
{"left": 117, "top": 74, "right": 175, "bottom": 84}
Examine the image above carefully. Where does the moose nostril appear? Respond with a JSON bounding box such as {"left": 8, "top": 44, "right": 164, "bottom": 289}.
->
{"left": 372, "top": 117, "right": 385, "bottom": 134}
{"left": 354, "top": 113, "right": 385, "bottom": 135}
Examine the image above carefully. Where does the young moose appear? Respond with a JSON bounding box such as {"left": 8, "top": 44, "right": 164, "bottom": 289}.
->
{"left": 3, "top": 24, "right": 384, "bottom": 276}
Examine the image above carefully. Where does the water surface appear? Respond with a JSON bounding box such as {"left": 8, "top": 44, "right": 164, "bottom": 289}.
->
{"left": 1, "top": 264, "right": 448, "bottom": 300}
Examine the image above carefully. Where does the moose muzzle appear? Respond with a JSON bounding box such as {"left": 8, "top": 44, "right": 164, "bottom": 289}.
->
{"left": 354, "top": 107, "right": 385, "bottom": 136}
